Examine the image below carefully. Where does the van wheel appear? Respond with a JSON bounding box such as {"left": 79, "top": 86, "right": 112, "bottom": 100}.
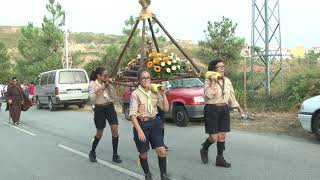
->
{"left": 173, "top": 106, "right": 189, "bottom": 127}
{"left": 36, "top": 97, "right": 43, "bottom": 109}
{"left": 48, "top": 98, "right": 55, "bottom": 111}
{"left": 78, "top": 104, "right": 84, "bottom": 108}
{"left": 312, "top": 114, "right": 320, "bottom": 141}
{"left": 123, "top": 104, "right": 130, "bottom": 121}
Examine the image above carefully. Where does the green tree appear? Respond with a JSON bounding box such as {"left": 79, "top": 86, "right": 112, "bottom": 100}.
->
{"left": 0, "top": 41, "right": 12, "bottom": 83}
{"left": 198, "top": 16, "right": 245, "bottom": 65}
{"left": 16, "top": 0, "right": 65, "bottom": 81}
{"left": 305, "top": 50, "right": 320, "bottom": 66}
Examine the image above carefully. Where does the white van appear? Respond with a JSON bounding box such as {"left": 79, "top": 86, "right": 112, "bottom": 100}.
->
{"left": 35, "top": 69, "right": 89, "bottom": 111}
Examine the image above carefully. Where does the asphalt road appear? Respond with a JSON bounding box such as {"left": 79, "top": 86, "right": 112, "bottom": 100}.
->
{"left": 0, "top": 105, "right": 319, "bottom": 180}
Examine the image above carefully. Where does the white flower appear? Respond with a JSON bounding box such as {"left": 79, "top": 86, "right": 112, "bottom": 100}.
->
{"left": 172, "top": 59, "right": 177, "bottom": 63}
{"left": 176, "top": 57, "right": 181, "bottom": 61}
{"left": 170, "top": 53, "right": 174, "bottom": 56}
{"left": 167, "top": 61, "right": 172, "bottom": 65}
{"left": 163, "top": 49, "right": 168, "bottom": 54}
{"left": 168, "top": 56, "right": 173, "bottom": 60}
{"left": 171, "top": 65, "right": 177, "bottom": 71}
{"left": 137, "top": 54, "right": 141, "bottom": 59}
{"left": 161, "top": 62, "right": 166, "bottom": 66}
{"left": 166, "top": 68, "right": 171, "bottom": 73}
{"left": 177, "top": 65, "right": 181, "bottom": 69}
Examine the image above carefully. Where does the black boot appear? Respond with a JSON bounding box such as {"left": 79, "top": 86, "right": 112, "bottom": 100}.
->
{"left": 112, "top": 154, "right": 122, "bottom": 163}
{"left": 145, "top": 172, "right": 153, "bottom": 180}
{"left": 89, "top": 150, "right": 97, "bottom": 162}
{"left": 200, "top": 138, "right": 213, "bottom": 164}
{"left": 216, "top": 156, "right": 231, "bottom": 168}
{"left": 161, "top": 173, "right": 171, "bottom": 180}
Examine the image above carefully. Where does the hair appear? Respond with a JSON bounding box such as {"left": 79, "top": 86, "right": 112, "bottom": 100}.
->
{"left": 90, "top": 67, "right": 106, "bottom": 81}
{"left": 30, "top": 81, "right": 34, "bottom": 84}
{"left": 12, "top": 77, "right": 17, "bottom": 81}
{"left": 137, "top": 69, "right": 149, "bottom": 81}
{"left": 208, "top": 59, "right": 224, "bottom": 71}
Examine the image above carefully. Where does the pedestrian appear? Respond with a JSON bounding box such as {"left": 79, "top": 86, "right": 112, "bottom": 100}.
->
{"left": 6, "top": 77, "right": 25, "bottom": 126}
{"left": 28, "top": 81, "right": 35, "bottom": 103}
{"left": 129, "top": 70, "right": 170, "bottom": 180}
{"left": 88, "top": 67, "right": 122, "bottom": 163}
{"left": 157, "top": 107, "right": 169, "bottom": 151}
{"left": 200, "top": 59, "right": 245, "bottom": 167}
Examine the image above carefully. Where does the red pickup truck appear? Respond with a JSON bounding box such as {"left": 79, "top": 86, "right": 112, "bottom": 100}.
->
{"left": 121, "top": 78, "right": 205, "bottom": 127}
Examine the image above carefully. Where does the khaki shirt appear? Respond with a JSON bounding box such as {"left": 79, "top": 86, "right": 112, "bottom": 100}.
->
{"left": 129, "top": 87, "right": 164, "bottom": 118}
{"left": 89, "top": 80, "right": 117, "bottom": 105}
{"left": 204, "top": 77, "right": 239, "bottom": 108}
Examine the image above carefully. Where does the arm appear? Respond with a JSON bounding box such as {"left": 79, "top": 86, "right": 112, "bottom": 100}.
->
{"left": 107, "top": 84, "right": 117, "bottom": 100}
{"left": 129, "top": 92, "right": 146, "bottom": 142}
{"left": 204, "top": 78, "right": 218, "bottom": 99}
{"left": 88, "top": 83, "right": 104, "bottom": 104}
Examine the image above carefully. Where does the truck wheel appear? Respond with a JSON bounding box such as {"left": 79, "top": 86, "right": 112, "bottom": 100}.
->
{"left": 173, "top": 106, "right": 189, "bottom": 127}
{"left": 36, "top": 97, "right": 43, "bottom": 109}
{"left": 48, "top": 98, "right": 55, "bottom": 111}
{"left": 123, "top": 104, "right": 130, "bottom": 121}
{"left": 312, "top": 114, "right": 320, "bottom": 141}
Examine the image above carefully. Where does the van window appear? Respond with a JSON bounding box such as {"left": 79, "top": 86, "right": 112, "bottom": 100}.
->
{"left": 59, "top": 71, "right": 88, "bottom": 84}
{"left": 48, "top": 73, "right": 56, "bottom": 84}
{"left": 40, "top": 74, "right": 48, "bottom": 85}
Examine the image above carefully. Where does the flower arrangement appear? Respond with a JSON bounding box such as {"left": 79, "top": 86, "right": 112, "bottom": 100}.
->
{"left": 145, "top": 50, "right": 187, "bottom": 79}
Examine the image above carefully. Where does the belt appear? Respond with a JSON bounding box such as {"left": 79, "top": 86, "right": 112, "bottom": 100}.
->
{"left": 208, "top": 103, "right": 227, "bottom": 107}
{"left": 95, "top": 102, "right": 113, "bottom": 107}
{"left": 137, "top": 116, "right": 157, "bottom": 122}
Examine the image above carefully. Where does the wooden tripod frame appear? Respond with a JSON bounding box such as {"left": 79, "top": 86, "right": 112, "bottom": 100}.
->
{"left": 111, "top": 1, "right": 200, "bottom": 82}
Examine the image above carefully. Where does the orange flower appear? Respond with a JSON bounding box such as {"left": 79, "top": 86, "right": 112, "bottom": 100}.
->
{"left": 153, "top": 58, "right": 160, "bottom": 64}
{"left": 162, "top": 57, "right": 169, "bottom": 63}
{"left": 157, "top": 53, "right": 163, "bottom": 57}
{"left": 154, "top": 66, "right": 161, "bottom": 73}
{"left": 149, "top": 52, "right": 156, "bottom": 57}
{"left": 147, "top": 61, "right": 153, "bottom": 68}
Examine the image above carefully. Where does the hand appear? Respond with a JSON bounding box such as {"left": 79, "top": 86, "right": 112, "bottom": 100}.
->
{"left": 21, "top": 101, "right": 24, "bottom": 105}
{"left": 8, "top": 99, "right": 12, "bottom": 104}
{"left": 138, "top": 130, "right": 146, "bottom": 142}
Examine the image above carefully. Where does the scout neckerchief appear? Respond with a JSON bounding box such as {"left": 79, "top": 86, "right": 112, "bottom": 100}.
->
{"left": 138, "top": 85, "right": 153, "bottom": 113}
{"left": 216, "top": 78, "right": 225, "bottom": 97}
{"left": 94, "top": 80, "right": 109, "bottom": 99}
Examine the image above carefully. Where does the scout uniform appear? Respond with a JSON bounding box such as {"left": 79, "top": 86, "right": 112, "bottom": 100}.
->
{"left": 129, "top": 85, "right": 165, "bottom": 153}
{"left": 89, "top": 80, "right": 118, "bottom": 128}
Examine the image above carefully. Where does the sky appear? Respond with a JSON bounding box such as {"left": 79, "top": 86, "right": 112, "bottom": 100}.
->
{"left": 0, "top": 0, "right": 319, "bottom": 48}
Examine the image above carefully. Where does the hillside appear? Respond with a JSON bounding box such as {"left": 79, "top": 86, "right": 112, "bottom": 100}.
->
{"left": 0, "top": 26, "right": 202, "bottom": 68}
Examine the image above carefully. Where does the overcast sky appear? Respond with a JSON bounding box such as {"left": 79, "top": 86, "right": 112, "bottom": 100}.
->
{"left": 0, "top": 0, "right": 319, "bottom": 48}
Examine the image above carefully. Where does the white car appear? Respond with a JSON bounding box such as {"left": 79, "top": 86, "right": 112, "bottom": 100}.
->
{"left": 297, "top": 95, "right": 320, "bottom": 141}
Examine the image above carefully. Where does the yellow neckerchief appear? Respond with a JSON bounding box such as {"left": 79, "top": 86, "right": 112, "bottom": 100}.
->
{"left": 94, "top": 80, "right": 109, "bottom": 99}
{"left": 138, "top": 85, "right": 152, "bottom": 113}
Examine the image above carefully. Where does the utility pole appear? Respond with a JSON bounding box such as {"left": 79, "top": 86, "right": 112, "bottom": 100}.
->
{"left": 250, "top": 0, "right": 283, "bottom": 95}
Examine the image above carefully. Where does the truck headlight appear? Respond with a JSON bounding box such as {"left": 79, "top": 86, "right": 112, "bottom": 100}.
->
{"left": 193, "top": 96, "right": 205, "bottom": 103}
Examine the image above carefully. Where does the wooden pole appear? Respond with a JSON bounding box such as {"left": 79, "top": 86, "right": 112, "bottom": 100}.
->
{"left": 148, "top": 18, "right": 160, "bottom": 53}
{"left": 152, "top": 17, "right": 200, "bottom": 74}
{"left": 112, "top": 20, "right": 140, "bottom": 77}
{"left": 139, "top": 19, "right": 146, "bottom": 71}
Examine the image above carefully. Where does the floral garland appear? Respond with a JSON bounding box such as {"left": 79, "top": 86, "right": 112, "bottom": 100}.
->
{"left": 146, "top": 50, "right": 186, "bottom": 79}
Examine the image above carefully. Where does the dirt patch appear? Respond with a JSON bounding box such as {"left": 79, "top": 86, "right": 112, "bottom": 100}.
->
{"left": 230, "top": 111, "right": 314, "bottom": 140}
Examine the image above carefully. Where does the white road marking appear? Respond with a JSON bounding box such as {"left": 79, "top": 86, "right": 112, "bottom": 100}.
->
{"left": 1, "top": 121, "right": 36, "bottom": 136}
{"left": 58, "top": 144, "right": 144, "bottom": 180}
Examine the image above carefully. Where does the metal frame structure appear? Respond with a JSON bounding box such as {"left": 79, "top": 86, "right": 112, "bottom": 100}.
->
{"left": 111, "top": 0, "right": 200, "bottom": 83}
{"left": 250, "top": 0, "right": 283, "bottom": 95}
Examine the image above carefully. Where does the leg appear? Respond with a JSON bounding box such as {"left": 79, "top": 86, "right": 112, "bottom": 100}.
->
{"left": 155, "top": 147, "right": 170, "bottom": 180}
{"left": 89, "top": 129, "right": 104, "bottom": 162}
{"left": 215, "top": 132, "right": 231, "bottom": 168}
{"left": 110, "top": 124, "right": 122, "bottom": 163}
{"left": 200, "top": 134, "right": 218, "bottom": 164}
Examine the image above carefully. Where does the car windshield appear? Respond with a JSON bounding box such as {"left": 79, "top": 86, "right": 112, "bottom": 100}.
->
{"left": 59, "top": 71, "right": 88, "bottom": 84}
{"left": 167, "top": 78, "right": 204, "bottom": 89}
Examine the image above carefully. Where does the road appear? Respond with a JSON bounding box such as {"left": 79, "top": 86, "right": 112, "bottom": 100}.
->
{"left": 0, "top": 105, "right": 319, "bottom": 180}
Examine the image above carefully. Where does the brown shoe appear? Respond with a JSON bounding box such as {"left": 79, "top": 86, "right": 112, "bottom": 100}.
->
{"left": 216, "top": 156, "right": 231, "bottom": 168}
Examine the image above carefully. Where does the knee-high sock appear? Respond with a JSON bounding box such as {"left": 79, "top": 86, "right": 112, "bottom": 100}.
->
{"left": 202, "top": 138, "right": 214, "bottom": 150}
{"left": 112, "top": 136, "right": 119, "bottom": 155}
{"left": 217, "top": 141, "right": 225, "bottom": 156}
{"left": 140, "top": 157, "right": 150, "bottom": 175}
{"left": 158, "top": 156, "right": 167, "bottom": 175}
{"left": 91, "top": 136, "right": 100, "bottom": 152}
